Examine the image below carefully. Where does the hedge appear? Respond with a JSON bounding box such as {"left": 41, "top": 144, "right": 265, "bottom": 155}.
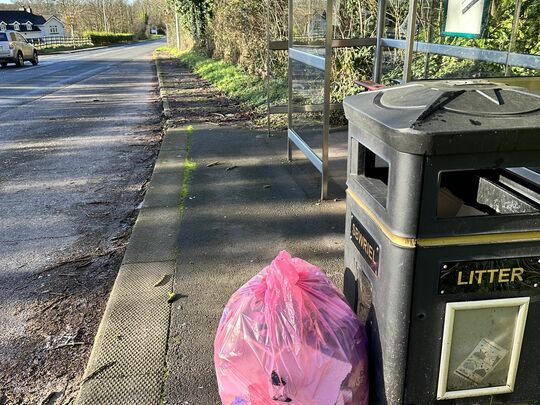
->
{"left": 84, "top": 32, "right": 134, "bottom": 46}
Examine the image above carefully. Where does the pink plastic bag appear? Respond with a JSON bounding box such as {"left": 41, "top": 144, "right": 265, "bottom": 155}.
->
{"left": 214, "top": 251, "right": 369, "bottom": 405}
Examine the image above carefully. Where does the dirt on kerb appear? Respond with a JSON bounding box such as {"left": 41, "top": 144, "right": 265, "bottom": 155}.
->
{"left": 0, "top": 100, "right": 163, "bottom": 405}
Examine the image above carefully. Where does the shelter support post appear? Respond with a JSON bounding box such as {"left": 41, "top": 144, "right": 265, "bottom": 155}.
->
{"left": 403, "top": 0, "right": 418, "bottom": 83}
{"left": 373, "top": 0, "right": 387, "bottom": 84}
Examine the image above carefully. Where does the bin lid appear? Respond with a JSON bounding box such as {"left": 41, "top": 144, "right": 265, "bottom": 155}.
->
{"left": 343, "top": 80, "right": 540, "bottom": 155}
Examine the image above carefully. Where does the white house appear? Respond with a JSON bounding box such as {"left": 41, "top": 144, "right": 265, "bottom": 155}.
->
{"left": 0, "top": 8, "right": 65, "bottom": 40}
{"left": 42, "top": 15, "right": 65, "bottom": 37}
{"left": 307, "top": 11, "right": 326, "bottom": 39}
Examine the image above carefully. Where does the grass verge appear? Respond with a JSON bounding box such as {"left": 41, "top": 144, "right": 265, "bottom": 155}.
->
{"left": 154, "top": 46, "right": 286, "bottom": 114}
{"left": 38, "top": 44, "right": 95, "bottom": 54}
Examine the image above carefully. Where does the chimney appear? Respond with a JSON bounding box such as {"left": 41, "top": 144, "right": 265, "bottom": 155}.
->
{"left": 26, "top": 7, "right": 33, "bottom": 14}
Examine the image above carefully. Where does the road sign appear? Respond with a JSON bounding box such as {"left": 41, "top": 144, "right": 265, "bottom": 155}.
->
{"left": 442, "top": 0, "right": 491, "bottom": 38}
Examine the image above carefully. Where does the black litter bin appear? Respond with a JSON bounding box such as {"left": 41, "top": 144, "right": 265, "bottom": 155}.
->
{"left": 342, "top": 80, "right": 540, "bottom": 405}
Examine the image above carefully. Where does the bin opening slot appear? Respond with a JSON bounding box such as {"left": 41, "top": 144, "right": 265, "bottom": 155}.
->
{"left": 353, "top": 143, "right": 389, "bottom": 208}
{"left": 364, "top": 148, "right": 389, "bottom": 184}
{"left": 438, "top": 169, "right": 540, "bottom": 218}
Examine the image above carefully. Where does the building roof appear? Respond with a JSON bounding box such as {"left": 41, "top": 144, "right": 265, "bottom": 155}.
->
{"left": 3, "top": 24, "right": 41, "bottom": 32}
{"left": 42, "top": 15, "right": 61, "bottom": 22}
{"left": 0, "top": 10, "right": 47, "bottom": 25}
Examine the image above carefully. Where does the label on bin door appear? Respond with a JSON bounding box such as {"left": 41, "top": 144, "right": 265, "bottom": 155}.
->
{"left": 454, "top": 338, "right": 509, "bottom": 384}
{"left": 350, "top": 215, "right": 379, "bottom": 275}
{"left": 439, "top": 256, "right": 540, "bottom": 295}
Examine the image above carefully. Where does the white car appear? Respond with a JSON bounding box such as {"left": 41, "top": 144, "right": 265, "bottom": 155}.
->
{"left": 0, "top": 30, "right": 39, "bottom": 68}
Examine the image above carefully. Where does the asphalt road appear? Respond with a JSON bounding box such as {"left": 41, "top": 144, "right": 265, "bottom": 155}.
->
{"left": 0, "top": 40, "right": 165, "bottom": 403}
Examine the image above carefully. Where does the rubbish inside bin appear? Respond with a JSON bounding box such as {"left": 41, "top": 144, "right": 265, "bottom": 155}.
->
{"left": 214, "top": 251, "right": 368, "bottom": 405}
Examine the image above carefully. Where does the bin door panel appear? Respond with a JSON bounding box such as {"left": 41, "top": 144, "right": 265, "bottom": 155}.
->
{"left": 404, "top": 242, "right": 540, "bottom": 404}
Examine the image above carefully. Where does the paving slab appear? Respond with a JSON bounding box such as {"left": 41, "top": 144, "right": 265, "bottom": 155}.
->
{"left": 76, "top": 373, "right": 163, "bottom": 404}
{"left": 141, "top": 173, "right": 184, "bottom": 209}
{"left": 160, "top": 127, "right": 189, "bottom": 152}
{"left": 76, "top": 61, "right": 349, "bottom": 403}
{"left": 121, "top": 207, "right": 181, "bottom": 264}
{"left": 77, "top": 261, "right": 174, "bottom": 405}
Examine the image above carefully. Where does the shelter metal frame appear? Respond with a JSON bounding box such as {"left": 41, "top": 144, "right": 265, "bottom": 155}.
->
{"left": 374, "top": 0, "right": 540, "bottom": 83}
{"left": 267, "top": 0, "right": 540, "bottom": 200}
{"left": 275, "top": 0, "right": 376, "bottom": 200}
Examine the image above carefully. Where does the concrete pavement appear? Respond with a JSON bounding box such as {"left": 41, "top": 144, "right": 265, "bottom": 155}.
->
{"left": 163, "top": 126, "right": 346, "bottom": 404}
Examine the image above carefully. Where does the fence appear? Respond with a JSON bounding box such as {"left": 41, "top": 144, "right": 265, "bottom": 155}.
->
{"left": 30, "top": 36, "right": 93, "bottom": 49}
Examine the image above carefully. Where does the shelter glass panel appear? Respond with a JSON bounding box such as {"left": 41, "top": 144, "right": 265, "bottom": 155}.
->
{"left": 412, "top": 0, "right": 538, "bottom": 79}
{"left": 379, "top": 0, "right": 539, "bottom": 83}
{"left": 290, "top": 58, "right": 326, "bottom": 158}
{"left": 411, "top": 53, "right": 506, "bottom": 81}
{"left": 268, "top": 0, "right": 289, "bottom": 41}
{"left": 291, "top": 59, "right": 325, "bottom": 106}
{"left": 269, "top": 50, "right": 289, "bottom": 110}
{"left": 290, "top": 112, "right": 325, "bottom": 159}
{"left": 380, "top": 48, "right": 405, "bottom": 85}
{"left": 292, "top": 0, "right": 327, "bottom": 49}
{"left": 332, "top": 0, "right": 378, "bottom": 39}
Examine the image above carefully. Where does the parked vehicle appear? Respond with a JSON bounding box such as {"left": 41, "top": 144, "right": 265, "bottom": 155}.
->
{"left": 0, "top": 30, "right": 39, "bottom": 68}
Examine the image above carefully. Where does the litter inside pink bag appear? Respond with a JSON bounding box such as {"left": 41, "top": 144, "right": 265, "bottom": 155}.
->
{"left": 214, "top": 251, "right": 369, "bottom": 405}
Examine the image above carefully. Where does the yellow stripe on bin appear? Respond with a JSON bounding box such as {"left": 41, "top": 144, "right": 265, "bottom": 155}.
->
{"left": 346, "top": 189, "right": 417, "bottom": 249}
{"left": 346, "top": 189, "right": 540, "bottom": 248}
{"left": 417, "top": 232, "right": 540, "bottom": 247}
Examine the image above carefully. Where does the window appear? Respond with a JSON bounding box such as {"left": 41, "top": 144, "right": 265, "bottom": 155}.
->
{"left": 9, "top": 32, "right": 16, "bottom": 41}
{"left": 26, "top": 22, "right": 32, "bottom": 31}
{"left": 0, "top": 22, "right": 6, "bottom": 32}
{"left": 50, "top": 25, "right": 58, "bottom": 34}
{"left": 13, "top": 22, "right": 20, "bottom": 31}
{"left": 0, "top": 33, "right": 7, "bottom": 41}
{"left": 16, "top": 33, "right": 26, "bottom": 42}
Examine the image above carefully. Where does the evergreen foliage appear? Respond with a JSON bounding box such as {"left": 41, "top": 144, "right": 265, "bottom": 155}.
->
{"left": 84, "top": 32, "right": 135, "bottom": 46}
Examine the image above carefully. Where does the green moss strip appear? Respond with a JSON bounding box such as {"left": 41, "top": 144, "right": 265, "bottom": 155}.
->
{"left": 179, "top": 125, "right": 196, "bottom": 217}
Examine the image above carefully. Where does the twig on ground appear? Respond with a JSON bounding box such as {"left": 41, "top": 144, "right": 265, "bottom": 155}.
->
{"left": 79, "top": 361, "right": 116, "bottom": 385}
{"left": 36, "top": 248, "right": 122, "bottom": 275}
{"left": 154, "top": 274, "right": 170, "bottom": 287}
{"left": 35, "top": 257, "right": 92, "bottom": 275}
{"left": 110, "top": 232, "right": 129, "bottom": 242}
{"left": 40, "top": 295, "right": 71, "bottom": 313}
{"left": 52, "top": 342, "right": 85, "bottom": 350}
